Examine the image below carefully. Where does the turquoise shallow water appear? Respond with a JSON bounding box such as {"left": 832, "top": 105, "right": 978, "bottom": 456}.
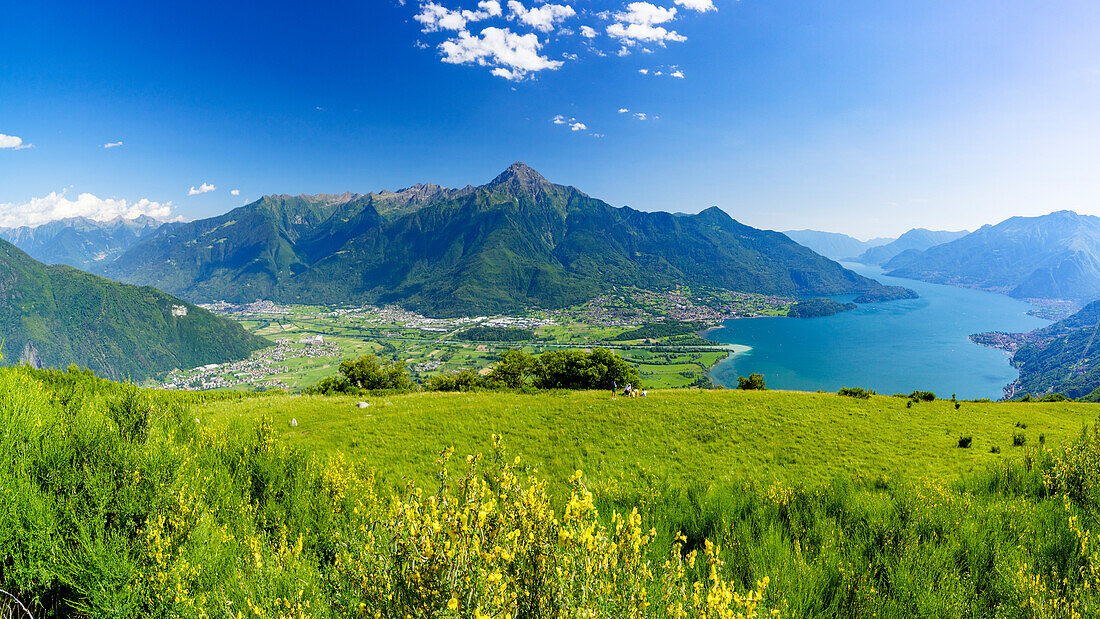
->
{"left": 708, "top": 263, "right": 1049, "bottom": 400}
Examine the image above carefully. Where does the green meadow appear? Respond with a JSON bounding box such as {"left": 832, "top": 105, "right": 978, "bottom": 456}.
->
{"left": 197, "top": 389, "right": 1096, "bottom": 496}
{"left": 4, "top": 365, "right": 1100, "bottom": 617}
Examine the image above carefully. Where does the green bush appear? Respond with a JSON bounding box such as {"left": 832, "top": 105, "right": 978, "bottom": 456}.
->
{"left": 736, "top": 373, "right": 766, "bottom": 390}
{"left": 957, "top": 436, "right": 973, "bottom": 448}
{"left": 105, "top": 384, "right": 153, "bottom": 443}
{"left": 1013, "top": 432, "right": 1027, "bottom": 447}
{"left": 423, "top": 369, "right": 499, "bottom": 392}
{"left": 533, "top": 348, "right": 639, "bottom": 390}
{"left": 837, "top": 387, "right": 874, "bottom": 399}
{"left": 305, "top": 354, "right": 415, "bottom": 394}
{"left": 909, "top": 390, "right": 936, "bottom": 402}
{"left": 489, "top": 349, "right": 539, "bottom": 389}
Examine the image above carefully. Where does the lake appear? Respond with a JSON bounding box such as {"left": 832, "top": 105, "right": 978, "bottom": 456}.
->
{"left": 708, "top": 263, "right": 1049, "bottom": 399}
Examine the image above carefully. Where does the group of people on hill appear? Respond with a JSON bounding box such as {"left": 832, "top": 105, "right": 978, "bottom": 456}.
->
{"left": 613, "top": 381, "right": 647, "bottom": 397}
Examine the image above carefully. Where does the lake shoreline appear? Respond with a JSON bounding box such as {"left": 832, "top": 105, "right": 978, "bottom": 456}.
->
{"left": 706, "top": 264, "right": 1044, "bottom": 400}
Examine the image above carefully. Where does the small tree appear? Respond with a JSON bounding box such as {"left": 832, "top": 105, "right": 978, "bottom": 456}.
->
{"left": 737, "top": 373, "right": 766, "bottom": 390}
{"left": 306, "top": 354, "right": 414, "bottom": 394}
{"left": 533, "top": 348, "right": 639, "bottom": 390}
{"left": 424, "top": 369, "right": 493, "bottom": 392}
{"left": 489, "top": 350, "right": 538, "bottom": 388}
{"left": 340, "top": 355, "right": 414, "bottom": 391}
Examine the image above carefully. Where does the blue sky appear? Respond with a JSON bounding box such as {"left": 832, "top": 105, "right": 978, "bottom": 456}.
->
{"left": 1, "top": 0, "right": 1098, "bottom": 238}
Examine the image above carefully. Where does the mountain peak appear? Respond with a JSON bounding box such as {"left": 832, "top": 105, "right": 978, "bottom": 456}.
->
{"left": 488, "top": 162, "right": 548, "bottom": 191}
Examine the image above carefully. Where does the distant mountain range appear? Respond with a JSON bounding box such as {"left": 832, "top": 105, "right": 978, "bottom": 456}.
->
{"left": 886, "top": 211, "right": 1100, "bottom": 301}
{"left": 0, "top": 215, "right": 172, "bottom": 272}
{"left": 856, "top": 228, "right": 969, "bottom": 266}
{"left": 781, "top": 230, "right": 891, "bottom": 261}
{"left": 0, "top": 238, "right": 268, "bottom": 380}
{"left": 103, "top": 163, "right": 911, "bottom": 316}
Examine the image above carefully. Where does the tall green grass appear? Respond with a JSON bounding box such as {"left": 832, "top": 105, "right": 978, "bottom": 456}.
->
{"left": 1, "top": 366, "right": 1099, "bottom": 617}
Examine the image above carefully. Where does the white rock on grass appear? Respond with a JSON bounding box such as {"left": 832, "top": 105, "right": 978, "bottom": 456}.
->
{"left": 290, "top": 418, "right": 298, "bottom": 427}
{"left": 357, "top": 402, "right": 369, "bottom": 409}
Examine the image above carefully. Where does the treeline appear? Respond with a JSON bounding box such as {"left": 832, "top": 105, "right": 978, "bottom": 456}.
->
{"left": 456, "top": 326, "right": 536, "bottom": 342}
{"left": 787, "top": 298, "right": 856, "bottom": 318}
{"left": 607, "top": 321, "right": 710, "bottom": 342}
{"left": 306, "top": 348, "right": 640, "bottom": 395}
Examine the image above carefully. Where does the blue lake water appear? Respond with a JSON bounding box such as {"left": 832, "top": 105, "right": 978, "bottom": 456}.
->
{"left": 708, "top": 263, "right": 1049, "bottom": 400}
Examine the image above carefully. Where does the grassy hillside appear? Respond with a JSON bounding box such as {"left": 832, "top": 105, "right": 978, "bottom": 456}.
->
{"left": 195, "top": 389, "right": 1096, "bottom": 494}
{"left": 4, "top": 368, "right": 1100, "bottom": 617}
{"left": 0, "top": 238, "right": 269, "bottom": 380}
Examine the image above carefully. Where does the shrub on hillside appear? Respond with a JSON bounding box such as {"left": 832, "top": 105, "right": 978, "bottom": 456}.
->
{"left": 305, "top": 354, "right": 415, "bottom": 394}
{"left": 533, "top": 348, "right": 639, "bottom": 390}
{"left": 423, "top": 369, "right": 500, "bottom": 392}
{"left": 105, "top": 384, "right": 153, "bottom": 443}
{"left": 1013, "top": 432, "right": 1027, "bottom": 447}
{"left": 957, "top": 436, "right": 973, "bottom": 448}
{"left": 909, "top": 390, "right": 936, "bottom": 402}
{"left": 838, "top": 387, "right": 875, "bottom": 399}
{"left": 489, "top": 349, "right": 539, "bottom": 389}
{"left": 737, "top": 373, "right": 766, "bottom": 390}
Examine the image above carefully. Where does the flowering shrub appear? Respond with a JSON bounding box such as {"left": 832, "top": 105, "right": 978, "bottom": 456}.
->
{"left": 334, "top": 435, "right": 770, "bottom": 617}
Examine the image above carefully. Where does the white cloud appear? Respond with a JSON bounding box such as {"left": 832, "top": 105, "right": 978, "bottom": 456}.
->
{"left": 411, "top": 1, "right": 713, "bottom": 79}
{"left": 103, "top": 141, "right": 123, "bottom": 148}
{"left": 507, "top": 1, "right": 575, "bottom": 33}
{"left": 607, "top": 2, "right": 686, "bottom": 44}
{"left": 640, "top": 64, "right": 685, "bottom": 78}
{"left": 633, "top": 112, "right": 647, "bottom": 120}
{"left": 0, "top": 191, "right": 174, "bottom": 228}
{"left": 187, "top": 182, "right": 216, "bottom": 196}
{"left": 478, "top": 0, "right": 503, "bottom": 16}
{"left": 617, "top": 2, "right": 678, "bottom": 25}
{"left": 0, "top": 133, "right": 33, "bottom": 150}
{"left": 440, "top": 26, "right": 563, "bottom": 80}
{"left": 674, "top": 0, "right": 715, "bottom": 12}
{"left": 618, "top": 108, "right": 630, "bottom": 113}
{"left": 553, "top": 115, "right": 590, "bottom": 133}
{"left": 416, "top": 3, "right": 467, "bottom": 32}
{"left": 416, "top": 1, "right": 502, "bottom": 32}
{"left": 231, "top": 189, "right": 241, "bottom": 196}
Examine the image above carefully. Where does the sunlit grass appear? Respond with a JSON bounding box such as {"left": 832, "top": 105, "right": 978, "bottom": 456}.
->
{"left": 196, "top": 388, "right": 1097, "bottom": 496}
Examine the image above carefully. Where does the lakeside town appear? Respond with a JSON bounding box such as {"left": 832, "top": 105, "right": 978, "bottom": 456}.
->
{"left": 158, "top": 286, "right": 780, "bottom": 392}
